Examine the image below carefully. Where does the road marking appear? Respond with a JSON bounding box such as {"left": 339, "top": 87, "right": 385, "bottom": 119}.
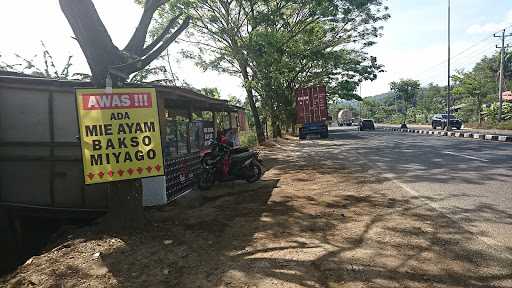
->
{"left": 352, "top": 151, "right": 512, "bottom": 260}
{"left": 389, "top": 179, "right": 512, "bottom": 260}
{"left": 443, "top": 151, "right": 488, "bottom": 162}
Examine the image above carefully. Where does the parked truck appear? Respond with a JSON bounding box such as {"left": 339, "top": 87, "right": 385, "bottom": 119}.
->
{"left": 337, "top": 110, "right": 353, "bottom": 126}
{"left": 295, "top": 85, "right": 329, "bottom": 139}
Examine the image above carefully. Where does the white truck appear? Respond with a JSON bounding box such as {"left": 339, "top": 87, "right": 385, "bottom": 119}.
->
{"left": 337, "top": 110, "right": 353, "bottom": 126}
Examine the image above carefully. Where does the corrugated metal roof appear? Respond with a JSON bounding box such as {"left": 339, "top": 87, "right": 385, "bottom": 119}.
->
{"left": 0, "top": 73, "right": 241, "bottom": 112}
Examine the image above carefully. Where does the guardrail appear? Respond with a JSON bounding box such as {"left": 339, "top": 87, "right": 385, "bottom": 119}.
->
{"left": 381, "top": 127, "right": 512, "bottom": 143}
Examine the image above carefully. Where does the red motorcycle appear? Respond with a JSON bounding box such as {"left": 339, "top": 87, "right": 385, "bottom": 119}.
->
{"left": 198, "top": 140, "right": 263, "bottom": 190}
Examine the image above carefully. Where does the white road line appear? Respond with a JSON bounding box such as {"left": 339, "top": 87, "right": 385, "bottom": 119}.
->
{"left": 389, "top": 179, "right": 512, "bottom": 260}
{"left": 352, "top": 151, "right": 512, "bottom": 260}
{"left": 443, "top": 151, "right": 488, "bottom": 162}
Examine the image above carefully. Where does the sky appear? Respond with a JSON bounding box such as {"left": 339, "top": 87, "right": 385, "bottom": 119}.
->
{"left": 0, "top": 1, "right": 511, "bottom": 98}
{"left": 363, "top": 0, "right": 512, "bottom": 97}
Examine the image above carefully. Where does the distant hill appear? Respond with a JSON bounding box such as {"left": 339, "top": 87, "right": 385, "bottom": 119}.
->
{"left": 365, "top": 91, "right": 394, "bottom": 103}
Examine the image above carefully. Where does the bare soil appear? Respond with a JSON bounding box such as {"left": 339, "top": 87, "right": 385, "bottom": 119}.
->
{"left": 2, "top": 138, "right": 511, "bottom": 288}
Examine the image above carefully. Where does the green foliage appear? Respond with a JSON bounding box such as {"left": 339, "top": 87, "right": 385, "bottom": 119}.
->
{"left": 145, "top": 0, "right": 390, "bottom": 137}
{"left": 239, "top": 131, "right": 258, "bottom": 147}
{"left": 227, "top": 95, "right": 242, "bottom": 106}
{"left": 389, "top": 79, "right": 421, "bottom": 123}
{"left": 361, "top": 82, "right": 445, "bottom": 124}
{"left": 483, "top": 102, "right": 512, "bottom": 122}
{"left": 416, "top": 84, "right": 445, "bottom": 123}
{"left": 450, "top": 51, "right": 511, "bottom": 124}
{"left": 243, "top": 0, "right": 389, "bottom": 130}
{"left": 200, "top": 87, "right": 221, "bottom": 99}
{"left": 452, "top": 67, "right": 496, "bottom": 123}
{"left": 359, "top": 98, "right": 398, "bottom": 123}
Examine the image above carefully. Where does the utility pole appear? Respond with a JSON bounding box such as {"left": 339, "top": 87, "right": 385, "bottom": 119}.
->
{"left": 360, "top": 84, "right": 363, "bottom": 119}
{"left": 494, "top": 29, "right": 512, "bottom": 122}
{"left": 446, "top": 0, "right": 452, "bottom": 131}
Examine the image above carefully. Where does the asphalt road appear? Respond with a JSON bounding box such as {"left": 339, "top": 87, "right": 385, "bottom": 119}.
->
{"left": 328, "top": 126, "right": 512, "bottom": 254}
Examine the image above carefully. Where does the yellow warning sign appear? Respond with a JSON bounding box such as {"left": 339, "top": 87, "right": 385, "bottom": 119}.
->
{"left": 76, "top": 88, "right": 164, "bottom": 184}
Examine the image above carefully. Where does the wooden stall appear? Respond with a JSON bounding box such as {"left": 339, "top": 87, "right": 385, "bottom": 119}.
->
{"left": 0, "top": 72, "right": 240, "bottom": 216}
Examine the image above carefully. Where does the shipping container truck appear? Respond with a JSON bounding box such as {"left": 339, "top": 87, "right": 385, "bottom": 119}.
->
{"left": 337, "top": 110, "right": 353, "bottom": 126}
{"left": 295, "top": 86, "right": 329, "bottom": 139}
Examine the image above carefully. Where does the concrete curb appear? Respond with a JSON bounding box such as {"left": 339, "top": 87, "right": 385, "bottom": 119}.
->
{"left": 485, "top": 135, "right": 499, "bottom": 141}
{"left": 498, "top": 136, "right": 512, "bottom": 142}
{"left": 379, "top": 127, "right": 511, "bottom": 143}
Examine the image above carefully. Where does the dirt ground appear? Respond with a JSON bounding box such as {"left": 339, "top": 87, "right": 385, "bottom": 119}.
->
{"left": 2, "top": 138, "right": 512, "bottom": 288}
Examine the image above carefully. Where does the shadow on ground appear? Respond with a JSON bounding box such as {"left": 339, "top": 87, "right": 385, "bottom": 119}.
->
{"left": 3, "top": 137, "right": 512, "bottom": 288}
{"left": 324, "top": 130, "right": 512, "bottom": 187}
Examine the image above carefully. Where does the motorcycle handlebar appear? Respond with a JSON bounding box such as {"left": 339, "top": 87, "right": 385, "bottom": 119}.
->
{"left": 207, "top": 139, "right": 232, "bottom": 151}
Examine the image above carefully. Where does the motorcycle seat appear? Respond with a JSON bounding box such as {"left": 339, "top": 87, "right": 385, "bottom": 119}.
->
{"left": 231, "top": 147, "right": 250, "bottom": 154}
{"left": 231, "top": 151, "right": 254, "bottom": 162}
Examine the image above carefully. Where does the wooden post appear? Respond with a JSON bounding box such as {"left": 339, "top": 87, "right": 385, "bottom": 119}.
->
{"left": 212, "top": 112, "right": 217, "bottom": 138}
{"left": 187, "top": 106, "right": 192, "bottom": 153}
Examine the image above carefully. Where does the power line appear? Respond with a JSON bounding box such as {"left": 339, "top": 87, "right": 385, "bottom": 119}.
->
{"left": 412, "top": 35, "right": 493, "bottom": 78}
{"left": 418, "top": 43, "right": 494, "bottom": 82}
{"left": 451, "top": 43, "right": 495, "bottom": 67}
{"left": 412, "top": 24, "right": 512, "bottom": 81}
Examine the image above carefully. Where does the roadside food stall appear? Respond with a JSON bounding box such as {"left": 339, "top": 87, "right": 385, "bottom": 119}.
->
{"left": 0, "top": 72, "right": 242, "bottom": 216}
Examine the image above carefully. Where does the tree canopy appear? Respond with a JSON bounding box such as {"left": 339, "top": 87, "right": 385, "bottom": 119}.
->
{"left": 146, "top": 0, "right": 390, "bottom": 141}
{"left": 390, "top": 79, "right": 420, "bottom": 123}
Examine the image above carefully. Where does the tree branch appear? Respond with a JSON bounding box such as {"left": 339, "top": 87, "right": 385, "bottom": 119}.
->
{"left": 124, "top": 0, "right": 168, "bottom": 55}
{"left": 114, "top": 16, "right": 191, "bottom": 75}
{"left": 140, "top": 13, "right": 183, "bottom": 55}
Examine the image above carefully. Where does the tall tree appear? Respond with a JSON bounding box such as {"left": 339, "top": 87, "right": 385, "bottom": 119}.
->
{"left": 59, "top": 0, "right": 191, "bottom": 228}
{"left": 417, "top": 84, "right": 445, "bottom": 123}
{"left": 390, "top": 79, "right": 420, "bottom": 124}
{"left": 60, "top": 0, "right": 190, "bottom": 85}
{"left": 452, "top": 71, "right": 494, "bottom": 124}
{"left": 150, "top": 0, "right": 389, "bottom": 141}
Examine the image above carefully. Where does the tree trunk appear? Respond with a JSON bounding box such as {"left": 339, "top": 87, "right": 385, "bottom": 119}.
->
{"left": 92, "top": 76, "right": 144, "bottom": 231}
{"left": 103, "top": 180, "right": 144, "bottom": 230}
{"left": 239, "top": 64, "right": 265, "bottom": 144}
{"left": 264, "top": 118, "right": 269, "bottom": 139}
{"left": 271, "top": 118, "right": 278, "bottom": 139}
{"left": 59, "top": 0, "right": 191, "bottom": 231}
{"left": 477, "top": 94, "right": 482, "bottom": 125}
{"left": 59, "top": 0, "right": 125, "bottom": 85}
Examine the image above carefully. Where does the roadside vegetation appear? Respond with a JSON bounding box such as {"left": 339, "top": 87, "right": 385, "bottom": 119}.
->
{"left": 335, "top": 51, "right": 512, "bottom": 129}
{"left": 136, "top": 0, "right": 390, "bottom": 142}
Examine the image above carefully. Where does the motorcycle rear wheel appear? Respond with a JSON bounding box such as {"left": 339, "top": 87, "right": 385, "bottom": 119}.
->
{"left": 245, "top": 161, "right": 262, "bottom": 183}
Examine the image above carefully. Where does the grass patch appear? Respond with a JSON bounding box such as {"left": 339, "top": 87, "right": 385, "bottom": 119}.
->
{"left": 240, "top": 131, "right": 258, "bottom": 147}
{"left": 464, "top": 121, "right": 512, "bottom": 130}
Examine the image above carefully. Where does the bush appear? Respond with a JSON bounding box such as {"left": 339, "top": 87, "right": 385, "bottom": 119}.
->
{"left": 240, "top": 131, "right": 257, "bottom": 147}
{"left": 483, "top": 102, "right": 512, "bottom": 122}
{"left": 388, "top": 114, "right": 404, "bottom": 124}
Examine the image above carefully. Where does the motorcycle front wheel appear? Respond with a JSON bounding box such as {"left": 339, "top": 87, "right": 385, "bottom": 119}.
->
{"left": 244, "top": 160, "right": 262, "bottom": 183}
{"left": 199, "top": 168, "right": 215, "bottom": 190}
